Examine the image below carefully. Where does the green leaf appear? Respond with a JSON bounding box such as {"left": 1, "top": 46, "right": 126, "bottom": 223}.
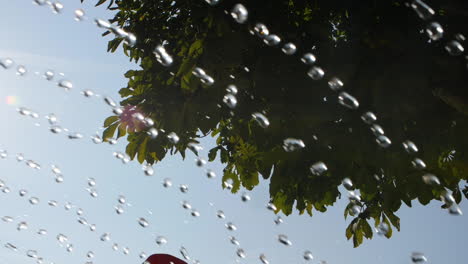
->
{"left": 137, "top": 137, "right": 149, "bottom": 164}
{"left": 103, "top": 116, "right": 119, "bottom": 127}
{"left": 117, "top": 123, "right": 127, "bottom": 139}
{"left": 102, "top": 123, "right": 118, "bottom": 141}
{"left": 385, "top": 211, "right": 400, "bottom": 231}
{"left": 95, "top": 0, "right": 107, "bottom": 6}
{"left": 208, "top": 147, "right": 219, "bottom": 161}
{"left": 382, "top": 215, "right": 393, "bottom": 238}
{"left": 360, "top": 220, "right": 373, "bottom": 239}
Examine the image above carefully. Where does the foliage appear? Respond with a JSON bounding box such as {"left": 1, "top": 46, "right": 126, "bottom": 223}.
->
{"left": 82, "top": 0, "right": 468, "bottom": 247}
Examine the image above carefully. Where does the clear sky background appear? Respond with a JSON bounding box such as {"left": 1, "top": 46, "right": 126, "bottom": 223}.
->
{"left": 0, "top": 1, "right": 466, "bottom": 264}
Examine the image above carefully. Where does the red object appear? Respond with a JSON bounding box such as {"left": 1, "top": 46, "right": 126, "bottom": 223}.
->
{"left": 145, "top": 254, "right": 188, "bottom": 264}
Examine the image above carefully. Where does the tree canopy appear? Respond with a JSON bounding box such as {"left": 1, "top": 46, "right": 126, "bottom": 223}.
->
{"left": 82, "top": 0, "right": 468, "bottom": 247}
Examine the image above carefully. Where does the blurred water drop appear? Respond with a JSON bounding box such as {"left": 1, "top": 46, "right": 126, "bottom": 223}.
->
{"left": 448, "top": 204, "right": 463, "bottom": 215}
{"left": 376, "top": 222, "right": 389, "bottom": 236}
{"left": 51, "top": 1, "right": 64, "bottom": 14}
{"left": 118, "top": 195, "right": 126, "bottom": 204}
{"left": 411, "top": 0, "right": 434, "bottom": 20}
{"left": 140, "top": 252, "right": 147, "bottom": 259}
{"left": 254, "top": 23, "right": 269, "bottom": 38}
{"left": 123, "top": 247, "right": 130, "bottom": 255}
{"left": 229, "top": 236, "right": 240, "bottom": 246}
{"left": 251, "top": 113, "right": 270, "bottom": 128}
{"left": 263, "top": 34, "right": 281, "bottom": 46}
{"left": 282, "top": 43, "right": 297, "bottom": 55}
{"left": 361, "top": 112, "right": 377, "bottom": 124}
{"left": 91, "top": 134, "right": 103, "bottom": 144}
{"left": 163, "top": 178, "right": 172, "bottom": 188}
{"left": 191, "top": 209, "right": 200, "bottom": 217}
{"left": 154, "top": 45, "right": 173, "bottom": 66}
{"left": 143, "top": 165, "right": 154, "bottom": 176}
{"left": 89, "top": 188, "right": 98, "bottom": 198}
{"left": 58, "top": 80, "right": 73, "bottom": 90}
{"left": 236, "top": 248, "right": 246, "bottom": 258}
{"left": 0, "top": 58, "right": 14, "bottom": 69}
{"left": 87, "top": 251, "right": 94, "bottom": 258}
{"left": 226, "top": 84, "right": 238, "bottom": 95}
{"left": 125, "top": 33, "right": 137, "bottom": 47}
{"left": 328, "top": 77, "right": 343, "bottom": 91}
{"left": 304, "top": 250, "right": 314, "bottom": 261}
{"left": 78, "top": 217, "right": 88, "bottom": 225}
{"left": 180, "top": 246, "right": 190, "bottom": 260}
{"left": 43, "top": 69, "right": 55, "bottom": 81}
{"left": 138, "top": 217, "right": 149, "bottom": 228}
{"left": 27, "top": 249, "right": 38, "bottom": 258}
{"left": 17, "top": 65, "right": 27, "bottom": 76}
{"left": 402, "top": 140, "right": 418, "bottom": 153}
{"left": 307, "top": 66, "right": 325, "bottom": 80}
{"left": 46, "top": 113, "right": 58, "bottom": 124}
{"left": 112, "top": 243, "right": 119, "bottom": 251}
{"left": 50, "top": 125, "right": 62, "bottom": 134}
{"left": 274, "top": 216, "right": 283, "bottom": 225}
{"left": 301, "top": 53, "right": 316, "bottom": 65}
{"left": 283, "top": 138, "right": 305, "bottom": 152}
{"left": 64, "top": 202, "right": 73, "bottom": 210}
{"left": 411, "top": 252, "right": 427, "bottom": 263}
{"left": 182, "top": 201, "right": 192, "bottom": 210}
{"left": 167, "top": 132, "right": 180, "bottom": 144}
{"left": 411, "top": 158, "right": 426, "bottom": 169}
{"left": 310, "top": 161, "right": 328, "bottom": 176}
{"left": 37, "top": 229, "right": 47, "bottom": 235}
{"left": 2, "top": 216, "right": 13, "bottom": 222}
{"left": 29, "top": 197, "right": 40, "bottom": 205}
{"left": 241, "top": 192, "right": 251, "bottom": 202}
{"left": 0, "top": 150, "right": 7, "bottom": 159}
{"left": 231, "top": 4, "right": 248, "bottom": 24}
{"left": 445, "top": 40, "right": 464, "bottom": 56}
{"left": 370, "top": 124, "right": 385, "bottom": 136}
{"left": 95, "top": 18, "right": 111, "bottom": 29}
{"left": 216, "top": 210, "right": 225, "bottom": 219}
{"left": 17, "top": 222, "right": 28, "bottom": 231}
{"left": 1, "top": 186, "right": 10, "bottom": 193}
{"left": 342, "top": 178, "right": 353, "bottom": 190}
{"left": 376, "top": 135, "right": 392, "bottom": 147}
{"left": 74, "top": 9, "right": 85, "bottom": 21}
{"left": 90, "top": 224, "right": 96, "bottom": 232}
{"left": 266, "top": 202, "right": 277, "bottom": 211}
{"left": 66, "top": 244, "right": 73, "bottom": 252}
{"left": 156, "top": 236, "right": 168, "bottom": 246}
{"left": 16, "top": 153, "right": 24, "bottom": 162}
{"left": 226, "top": 222, "right": 237, "bottom": 231}
{"left": 338, "top": 92, "right": 359, "bottom": 109}
{"left": 100, "top": 233, "right": 111, "bottom": 242}
{"left": 425, "top": 22, "right": 443, "bottom": 41}
{"left": 278, "top": 234, "right": 292, "bottom": 246}
{"left": 223, "top": 94, "right": 237, "bottom": 109}
{"left": 422, "top": 174, "right": 440, "bottom": 185}
{"left": 115, "top": 205, "right": 124, "bottom": 214}
{"left": 88, "top": 178, "right": 96, "bottom": 187}
{"left": 48, "top": 200, "right": 58, "bottom": 207}
{"left": 205, "top": 0, "right": 220, "bottom": 6}
{"left": 76, "top": 208, "right": 84, "bottom": 216}
{"left": 206, "top": 169, "right": 216, "bottom": 178}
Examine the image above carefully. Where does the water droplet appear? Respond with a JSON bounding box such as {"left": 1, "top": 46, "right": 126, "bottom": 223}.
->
{"left": 156, "top": 236, "right": 167, "bottom": 246}
{"left": 91, "top": 134, "right": 103, "bottom": 144}
{"left": 229, "top": 236, "right": 240, "bottom": 246}
{"left": 251, "top": 113, "right": 270, "bottom": 128}
{"left": 236, "top": 248, "right": 246, "bottom": 258}
{"left": 282, "top": 43, "right": 297, "bottom": 55}
{"left": 37, "top": 229, "right": 47, "bottom": 235}
{"left": 361, "top": 112, "right": 377, "bottom": 124}
{"left": 342, "top": 178, "right": 353, "bottom": 190}
{"left": 226, "top": 222, "right": 237, "bottom": 231}
{"left": 310, "top": 161, "right": 328, "bottom": 176}
{"left": 51, "top": 1, "right": 64, "bottom": 14}
{"left": 27, "top": 249, "right": 38, "bottom": 258}
{"left": 139, "top": 252, "right": 147, "bottom": 259}
{"left": 112, "top": 243, "right": 119, "bottom": 251}
{"left": 241, "top": 192, "right": 251, "bottom": 202}
{"left": 29, "top": 197, "right": 40, "bottom": 205}
{"left": 263, "top": 34, "right": 281, "bottom": 46}
{"left": 254, "top": 23, "right": 269, "bottom": 38}
{"left": 16, "top": 65, "right": 27, "bottom": 76}
{"left": 402, "top": 140, "right": 418, "bottom": 153}
{"left": 178, "top": 184, "right": 189, "bottom": 193}
{"left": 445, "top": 40, "right": 464, "bottom": 56}
{"left": 301, "top": 53, "right": 316, "bottom": 65}
{"left": 74, "top": 9, "right": 85, "bottom": 21}
{"left": 154, "top": 45, "right": 173, "bottom": 66}
{"left": 182, "top": 200, "right": 192, "bottom": 210}
{"left": 411, "top": 252, "right": 427, "bottom": 263}
{"left": 167, "top": 132, "right": 180, "bottom": 144}
{"left": 370, "top": 124, "right": 385, "bottom": 136}
{"left": 348, "top": 191, "right": 361, "bottom": 202}
{"left": 125, "top": 33, "right": 137, "bottom": 47}
{"left": 87, "top": 251, "right": 94, "bottom": 258}
{"left": 217, "top": 210, "right": 225, "bottom": 219}
{"left": 226, "top": 84, "right": 238, "bottom": 95}
{"left": 307, "top": 66, "right": 325, "bottom": 80}
{"left": 278, "top": 234, "right": 292, "bottom": 246}
{"left": 4, "top": 243, "right": 18, "bottom": 251}
{"left": 425, "top": 22, "right": 443, "bottom": 41}
{"left": 49, "top": 125, "right": 62, "bottom": 134}
{"left": 180, "top": 246, "right": 190, "bottom": 261}
{"left": 48, "top": 200, "right": 58, "bottom": 207}
{"left": 375, "top": 135, "right": 392, "bottom": 148}
{"left": 123, "top": 247, "right": 130, "bottom": 255}
{"left": 223, "top": 94, "right": 237, "bottom": 109}
{"left": 283, "top": 138, "right": 305, "bottom": 152}
{"left": 2, "top": 186, "right": 10, "bottom": 193}
{"left": 115, "top": 205, "right": 124, "bottom": 214}
{"left": 0, "top": 150, "right": 7, "bottom": 159}
{"left": 274, "top": 216, "right": 283, "bottom": 225}
{"left": 143, "top": 165, "right": 154, "bottom": 176}
{"left": 422, "top": 174, "right": 440, "bottom": 185}
{"left": 206, "top": 169, "right": 216, "bottom": 178}
{"left": 304, "top": 251, "right": 314, "bottom": 261}
{"left": 411, "top": 0, "right": 434, "bottom": 20}
{"left": 191, "top": 209, "right": 200, "bottom": 217}
{"left": 64, "top": 202, "right": 73, "bottom": 210}
{"left": 46, "top": 113, "right": 58, "bottom": 124}
{"left": 89, "top": 224, "right": 96, "bottom": 232}
{"left": 231, "top": 4, "right": 248, "bottom": 24}
{"left": 78, "top": 217, "right": 88, "bottom": 225}
{"left": 0, "top": 58, "right": 14, "bottom": 69}
{"left": 17, "top": 222, "right": 28, "bottom": 231}
{"left": 58, "top": 80, "right": 73, "bottom": 90}
{"left": 327, "top": 77, "right": 343, "bottom": 91}
{"left": 2, "top": 216, "right": 13, "bottom": 222}
{"left": 138, "top": 217, "right": 149, "bottom": 228}
{"left": 163, "top": 178, "right": 172, "bottom": 188}
{"left": 66, "top": 244, "right": 73, "bottom": 252}
{"left": 100, "top": 233, "right": 110, "bottom": 242}
{"left": 448, "top": 204, "right": 463, "bottom": 215}
{"left": 338, "top": 92, "right": 359, "bottom": 109}
{"left": 205, "top": 0, "right": 220, "bottom": 6}
{"left": 411, "top": 158, "right": 426, "bottom": 169}
{"left": 266, "top": 203, "right": 277, "bottom": 211}
{"left": 95, "top": 18, "right": 111, "bottom": 29}
{"left": 18, "top": 189, "right": 28, "bottom": 197}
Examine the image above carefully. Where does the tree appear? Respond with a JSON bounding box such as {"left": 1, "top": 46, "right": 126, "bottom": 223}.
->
{"left": 82, "top": 0, "right": 468, "bottom": 247}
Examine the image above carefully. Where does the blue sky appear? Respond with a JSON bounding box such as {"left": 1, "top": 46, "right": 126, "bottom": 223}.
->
{"left": 0, "top": 1, "right": 466, "bottom": 264}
